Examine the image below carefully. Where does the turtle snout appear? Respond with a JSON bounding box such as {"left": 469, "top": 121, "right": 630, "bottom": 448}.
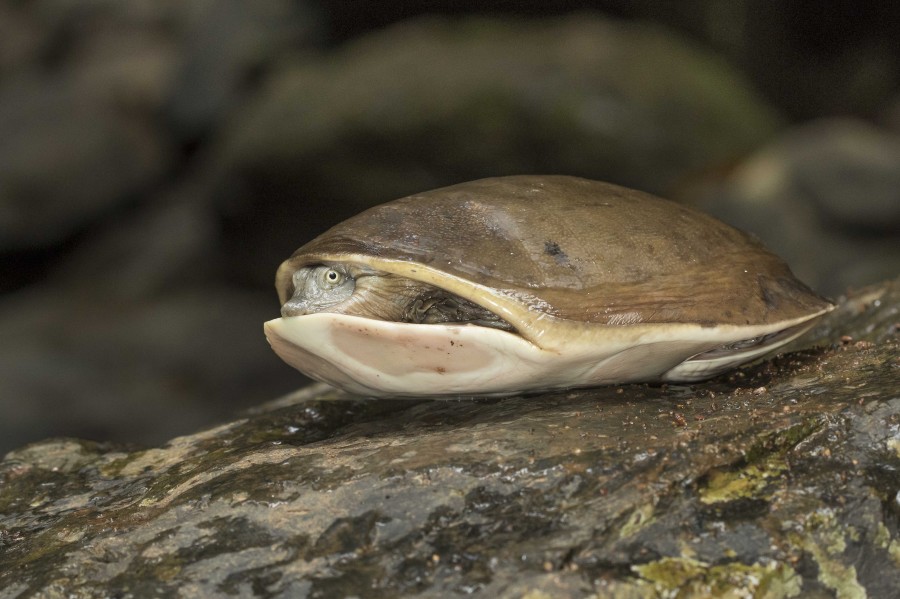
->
{"left": 281, "top": 299, "right": 311, "bottom": 318}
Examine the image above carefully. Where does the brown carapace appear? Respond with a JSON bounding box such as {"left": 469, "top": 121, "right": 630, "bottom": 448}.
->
{"left": 265, "top": 176, "right": 832, "bottom": 397}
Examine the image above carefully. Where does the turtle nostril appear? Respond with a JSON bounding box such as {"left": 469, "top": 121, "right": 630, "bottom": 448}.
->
{"left": 281, "top": 301, "right": 309, "bottom": 318}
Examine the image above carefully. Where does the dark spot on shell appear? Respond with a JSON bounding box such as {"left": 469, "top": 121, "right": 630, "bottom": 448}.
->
{"left": 436, "top": 366, "right": 446, "bottom": 374}
{"left": 759, "top": 276, "right": 779, "bottom": 310}
{"left": 544, "top": 241, "right": 570, "bottom": 266}
{"left": 698, "top": 320, "right": 718, "bottom": 328}
{"left": 544, "top": 240, "right": 563, "bottom": 256}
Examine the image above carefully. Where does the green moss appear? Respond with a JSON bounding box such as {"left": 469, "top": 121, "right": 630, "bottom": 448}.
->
{"left": 700, "top": 419, "right": 827, "bottom": 505}
{"left": 788, "top": 511, "right": 867, "bottom": 599}
{"left": 887, "top": 437, "right": 900, "bottom": 459}
{"left": 874, "top": 522, "right": 891, "bottom": 548}
{"left": 632, "top": 557, "right": 802, "bottom": 598}
{"left": 100, "top": 449, "right": 155, "bottom": 478}
{"left": 889, "top": 539, "right": 900, "bottom": 567}
{"left": 633, "top": 556, "right": 706, "bottom": 588}
{"left": 744, "top": 421, "right": 821, "bottom": 465}
{"left": 700, "top": 458, "right": 787, "bottom": 504}
{"left": 804, "top": 509, "right": 851, "bottom": 555}
{"left": 802, "top": 540, "right": 865, "bottom": 599}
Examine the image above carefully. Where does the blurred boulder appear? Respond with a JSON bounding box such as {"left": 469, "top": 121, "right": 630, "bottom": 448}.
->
{"left": 51, "top": 189, "right": 217, "bottom": 299}
{"left": 0, "top": 0, "right": 318, "bottom": 253}
{"left": 0, "top": 2, "right": 43, "bottom": 74}
{"left": 0, "top": 192, "right": 298, "bottom": 455}
{"left": 0, "top": 74, "right": 168, "bottom": 251}
{"left": 883, "top": 91, "right": 900, "bottom": 134}
{"left": 691, "top": 119, "right": 900, "bottom": 296}
{"left": 163, "top": 0, "right": 321, "bottom": 142}
{"left": 0, "top": 284, "right": 293, "bottom": 454}
{"left": 0, "top": 0, "right": 321, "bottom": 453}
{"left": 212, "top": 14, "right": 782, "bottom": 287}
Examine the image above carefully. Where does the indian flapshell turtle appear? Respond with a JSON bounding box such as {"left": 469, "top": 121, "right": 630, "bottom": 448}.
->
{"left": 264, "top": 175, "right": 833, "bottom": 396}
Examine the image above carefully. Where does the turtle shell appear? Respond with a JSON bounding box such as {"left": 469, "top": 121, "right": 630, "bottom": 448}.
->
{"left": 276, "top": 175, "right": 829, "bottom": 332}
{"left": 266, "top": 175, "right": 832, "bottom": 396}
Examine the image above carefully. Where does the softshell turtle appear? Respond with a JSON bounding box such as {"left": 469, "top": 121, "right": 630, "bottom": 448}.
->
{"left": 264, "top": 175, "right": 832, "bottom": 396}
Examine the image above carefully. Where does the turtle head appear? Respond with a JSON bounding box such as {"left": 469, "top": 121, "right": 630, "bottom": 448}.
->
{"left": 278, "top": 261, "right": 513, "bottom": 330}
{"left": 281, "top": 265, "right": 355, "bottom": 317}
{"left": 279, "top": 263, "right": 421, "bottom": 321}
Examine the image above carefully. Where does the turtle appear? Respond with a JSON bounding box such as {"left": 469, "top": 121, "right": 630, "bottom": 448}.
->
{"left": 264, "top": 175, "right": 833, "bottom": 396}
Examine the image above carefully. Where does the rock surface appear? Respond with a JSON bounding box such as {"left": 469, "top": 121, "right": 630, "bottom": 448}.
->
{"left": 2, "top": 276, "right": 898, "bottom": 597}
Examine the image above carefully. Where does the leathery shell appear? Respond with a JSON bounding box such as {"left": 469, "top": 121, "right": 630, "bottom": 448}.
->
{"left": 265, "top": 175, "right": 833, "bottom": 396}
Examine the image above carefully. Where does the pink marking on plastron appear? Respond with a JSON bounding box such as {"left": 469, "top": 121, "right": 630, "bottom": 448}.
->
{"left": 328, "top": 319, "right": 496, "bottom": 377}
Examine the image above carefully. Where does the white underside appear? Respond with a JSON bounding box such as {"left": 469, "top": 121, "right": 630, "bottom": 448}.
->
{"left": 263, "top": 313, "right": 820, "bottom": 397}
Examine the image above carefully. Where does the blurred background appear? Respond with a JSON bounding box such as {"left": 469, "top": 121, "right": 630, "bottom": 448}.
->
{"left": 1, "top": 0, "right": 898, "bottom": 454}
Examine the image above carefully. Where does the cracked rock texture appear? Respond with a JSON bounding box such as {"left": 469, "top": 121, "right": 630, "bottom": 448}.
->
{"left": 1, "top": 276, "right": 899, "bottom": 598}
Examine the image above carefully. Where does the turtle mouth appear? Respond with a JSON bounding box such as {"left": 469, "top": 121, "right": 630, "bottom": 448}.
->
{"left": 402, "top": 288, "right": 516, "bottom": 332}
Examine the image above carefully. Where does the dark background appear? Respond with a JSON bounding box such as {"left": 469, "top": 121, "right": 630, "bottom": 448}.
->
{"left": 1, "top": 0, "right": 898, "bottom": 455}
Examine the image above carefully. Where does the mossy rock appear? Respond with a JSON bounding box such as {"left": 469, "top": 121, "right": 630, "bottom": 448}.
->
{"left": 1, "top": 277, "right": 898, "bottom": 597}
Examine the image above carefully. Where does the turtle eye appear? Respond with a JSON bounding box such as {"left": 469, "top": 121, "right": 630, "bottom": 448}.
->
{"left": 318, "top": 267, "right": 345, "bottom": 289}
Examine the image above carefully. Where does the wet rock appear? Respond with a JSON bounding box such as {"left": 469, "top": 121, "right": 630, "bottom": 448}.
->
{"left": 213, "top": 14, "right": 781, "bottom": 287}
{"left": 692, "top": 118, "right": 900, "bottom": 296}
{"left": 1, "top": 276, "right": 898, "bottom": 597}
